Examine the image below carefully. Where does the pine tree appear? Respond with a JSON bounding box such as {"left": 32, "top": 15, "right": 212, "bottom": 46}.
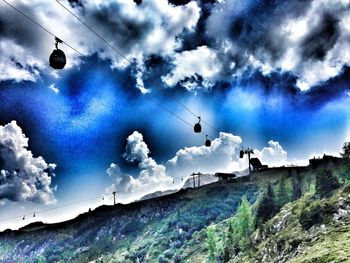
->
{"left": 256, "top": 183, "right": 276, "bottom": 226}
{"left": 206, "top": 224, "right": 217, "bottom": 262}
{"left": 234, "top": 196, "right": 254, "bottom": 252}
{"left": 341, "top": 142, "right": 350, "bottom": 159}
{"left": 315, "top": 169, "right": 340, "bottom": 198}
{"left": 276, "top": 176, "right": 290, "bottom": 208}
{"left": 176, "top": 209, "right": 181, "bottom": 220}
{"left": 223, "top": 219, "right": 235, "bottom": 262}
{"left": 292, "top": 174, "right": 302, "bottom": 201}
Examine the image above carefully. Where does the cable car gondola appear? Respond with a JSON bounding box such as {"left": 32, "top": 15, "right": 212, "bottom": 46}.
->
{"left": 194, "top": 117, "right": 202, "bottom": 133}
{"left": 205, "top": 135, "right": 211, "bottom": 147}
{"left": 240, "top": 148, "right": 244, "bottom": 158}
{"left": 49, "top": 37, "right": 66, "bottom": 69}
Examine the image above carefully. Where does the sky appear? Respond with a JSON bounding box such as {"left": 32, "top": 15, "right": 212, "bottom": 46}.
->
{"left": 0, "top": 0, "right": 349, "bottom": 230}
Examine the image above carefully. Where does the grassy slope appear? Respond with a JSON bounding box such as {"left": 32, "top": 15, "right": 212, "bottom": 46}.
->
{"left": 252, "top": 164, "right": 350, "bottom": 263}
{"left": 1, "top": 163, "right": 350, "bottom": 263}
{"left": 177, "top": 163, "right": 350, "bottom": 263}
{"left": 0, "top": 176, "right": 265, "bottom": 262}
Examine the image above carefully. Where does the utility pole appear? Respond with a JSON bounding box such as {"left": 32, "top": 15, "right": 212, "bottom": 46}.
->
{"left": 191, "top": 173, "right": 196, "bottom": 188}
{"left": 191, "top": 172, "right": 202, "bottom": 187}
{"left": 112, "top": 191, "right": 116, "bottom": 205}
{"left": 240, "top": 147, "right": 254, "bottom": 175}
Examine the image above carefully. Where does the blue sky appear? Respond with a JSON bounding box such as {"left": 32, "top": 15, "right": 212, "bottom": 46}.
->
{"left": 0, "top": 0, "right": 349, "bottom": 229}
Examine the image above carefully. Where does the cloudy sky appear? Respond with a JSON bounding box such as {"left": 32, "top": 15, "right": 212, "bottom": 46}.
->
{"left": 0, "top": 0, "right": 349, "bottom": 230}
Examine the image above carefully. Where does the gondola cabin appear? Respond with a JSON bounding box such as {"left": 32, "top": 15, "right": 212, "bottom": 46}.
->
{"left": 49, "top": 37, "right": 66, "bottom": 69}
{"left": 205, "top": 135, "right": 211, "bottom": 147}
{"left": 194, "top": 117, "right": 202, "bottom": 133}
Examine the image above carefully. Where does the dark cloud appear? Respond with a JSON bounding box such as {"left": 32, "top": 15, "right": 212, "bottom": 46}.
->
{"left": 234, "top": 69, "right": 299, "bottom": 97}
{"left": 67, "top": 0, "right": 84, "bottom": 8}
{"left": 221, "top": 1, "right": 311, "bottom": 62}
{"left": 139, "top": 54, "right": 174, "bottom": 90}
{"left": 168, "top": 0, "right": 191, "bottom": 5}
{"left": 179, "top": 0, "right": 217, "bottom": 51}
{"left": 223, "top": 65, "right": 350, "bottom": 111}
{"left": 0, "top": 0, "right": 200, "bottom": 90}
{"left": 302, "top": 66, "right": 350, "bottom": 108}
{"left": 0, "top": 17, "right": 5, "bottom": 34}
{"left": 90, "top": 4, "right": 153, "bottom": 50}
{"left": 204, "top": 0, "right": 350, "bottom": 90}
{"left": 0, "top": 4, "right": 45, "bottom": 48}
{"left": 1, "top": 0, "right": 349, "bottom": 98}
{"left": 301, "top": 13, "right": 340, "bottom": 61}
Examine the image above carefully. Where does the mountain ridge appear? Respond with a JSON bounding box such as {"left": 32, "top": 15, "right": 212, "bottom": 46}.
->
{"left": 1, "top": 158, "right": 349, "bottom": 262}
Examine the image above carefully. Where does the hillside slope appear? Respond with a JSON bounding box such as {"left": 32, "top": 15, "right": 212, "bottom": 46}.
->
{"left": 0, "top": 176, "right": 260, "bottom": 262}
{"left": 1, "top": 161, "right": 349, "bottom": 263}
{"left": 239, "top": 187, "right": 350, "bottom": 263}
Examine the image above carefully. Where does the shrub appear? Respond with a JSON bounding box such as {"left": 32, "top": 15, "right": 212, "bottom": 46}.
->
{"left": 158, "top": 254, "right": 169, "bottom": 263}
{"left": 299, "top": 200, "right": 337, "bottom": 230}
{"left": 256, "top": 184, "right": 276, "bottom": 226}
{"left": 315, "top": 170, "right": 340, "bottom": 198}
{"left": 337, "top": 163, "right": 350, "bottom": 183}
{"left": 164, "top": 249, "right": 174, "bottom": 259}
{"left": 206, "top": 225, "right": 217, "bottom": 262}
{"left": 174, "top": 255, "right": 182, "bottom": 263}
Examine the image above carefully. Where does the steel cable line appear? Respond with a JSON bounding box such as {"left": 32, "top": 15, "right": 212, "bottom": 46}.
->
{"left": 173, "top": 98, "right": 220, "bottom": 134}
{"left": 55, "top": 0, "right": 213, "bottom": 134}
{"left": 55, "top": 0, "right": 133, "bottom": 64}
{"left": 1, "top": 0, "right": 195, "bottom": 131}
{"left": 0, "top": 170, "right": 196, "bottom": 224}
{"left": 146, "top": 96, "right": 193, "bottom": 128}
{"left": 0, "top": 2, "right": 217, "bottom": 225}
{"left": 1, "top": 0, "right": 85, "bottom": 57}
{"left": 146, "top": 94, "right": 218, "bottom": 140}
{"left": 55, "top": 0, "right": 220, "bottom": 135}
{"left": 1, "top": 0, "right": 219, "bottom": 136}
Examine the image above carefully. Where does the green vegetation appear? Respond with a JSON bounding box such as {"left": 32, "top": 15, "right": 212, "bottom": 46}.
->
{"left": 232, "top": 196, "right": 254, "bottom": 252}
{"left": 341, "top": 142, "right": 350, "bottom": 159}
{"left": 256, "top": 183, "right": 276, "bottom": 226}
{"left": 275, "top": 176, "right": 291, "bottom": 208}
{"left": 206, "top": 225, "right": 217, "bottom": 262}
{"left": 1, "top": 160, "right": 350, "bottom": 262}
{"left": 315, "top": 169, "right": 340, "bottom": 198}
{"left": 201, "top": 160, "right": 350, "bottom": 262}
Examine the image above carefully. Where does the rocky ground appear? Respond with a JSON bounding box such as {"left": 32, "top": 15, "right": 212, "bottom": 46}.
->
{"left": 249, "top": 189, "right": 350, "bottom": 263}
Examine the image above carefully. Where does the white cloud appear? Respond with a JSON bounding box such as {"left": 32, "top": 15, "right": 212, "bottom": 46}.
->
{"left": 106, "top": 131, "right": 172, "bottom": 203}
{"left": 0, "top": 39, "right": 44, "bottom": 82}
{"left": 122, "top": 131, "right": 150, "bottom": 163}
{"left": 48, "top": 83, "right": 59, "bottom": 94}
{"left": 254, "top": 140, "right": 288, "bottom": 167}
{"left": 166, "top": 132, "right": 243, "bottom": 177}
{"left": 106, "top": 131, "right": 300, "bottom": 202}
{"left": 162, "top": 46, "right": 222, "bottom": 92}
{"left": 2, "top": 0, "right": 348, "bottom": 92}
{"left": 0, "top": 121, "right": 57, "bottom": 204}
